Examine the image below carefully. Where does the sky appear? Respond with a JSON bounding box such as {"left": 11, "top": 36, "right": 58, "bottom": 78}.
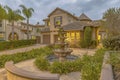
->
{"left": 0, "top": 0, "right": 120, "bottom": 24}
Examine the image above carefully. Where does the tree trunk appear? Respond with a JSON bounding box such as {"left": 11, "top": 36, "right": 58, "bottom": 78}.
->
{"left": 11, "top": 21, "right": 14, "bottom": 40}
{"left": 27, "top": 19, "right": 29, "bottom": 40}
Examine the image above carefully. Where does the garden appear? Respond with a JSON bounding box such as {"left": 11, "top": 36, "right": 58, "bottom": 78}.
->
{"left": 0, "top": 44, "right": 106, "bottom": 80}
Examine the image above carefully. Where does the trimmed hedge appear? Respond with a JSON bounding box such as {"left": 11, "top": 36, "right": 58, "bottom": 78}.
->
{"left": 0, "top": 39, "right": 36, "bottom": 51}
{"left": 0, "top": 46, "right": 53, "bottom": 68}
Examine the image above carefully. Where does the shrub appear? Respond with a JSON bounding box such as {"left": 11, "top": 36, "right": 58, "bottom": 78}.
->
{"left": 84, "top": 27, "right": 92, "bottom": 48}
{"left": 50, "top": 59, "right": 83, "bottom": 74}
{"left": 81, "top": 48, "right": 105, "bottom": 80}
{"left": 90, "top": 40, "right": 97, "bottom": 49}
{"left": 0, "top": 39, "right": 36, "bottom": 51}
{"left": 35, "top": 56, "right": 50, "bottom": 71}
{"left": 0, "top": 46, "right": 53, "bottom": 68}
{"left": 109, "top": 53, "right": 120, "bottom": 72}
{"left": 102, "top": 36, "right": 120, "bottom": 50}
{"left": 35, "top": 57, "right": 83, "bottom": 74}
{"left": 80, "top": 40, "right": 86, "bottom": 48}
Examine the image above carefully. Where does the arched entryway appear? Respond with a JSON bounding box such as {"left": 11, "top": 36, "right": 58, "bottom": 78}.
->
{"left": 8, "top": 32, "right": 19, "bottom": 40}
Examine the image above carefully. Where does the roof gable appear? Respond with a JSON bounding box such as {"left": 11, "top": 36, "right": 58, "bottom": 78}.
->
{"left": 48, "top": 7, "right": 78, "bottom": 20}
{"left": 79, "top": 13, "right": 92, "bottom": 21}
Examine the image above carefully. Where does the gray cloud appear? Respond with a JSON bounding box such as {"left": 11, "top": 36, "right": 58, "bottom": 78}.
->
{"left": 0, "top": 0, "right": 120, "bottom": 24}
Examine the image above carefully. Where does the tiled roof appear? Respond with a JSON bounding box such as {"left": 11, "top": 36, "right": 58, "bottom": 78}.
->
{"left": 62, "top": 21, "right": 100, "bottom": 31}
{"left": 79, "top": 13, "right": 92, "bottom": 21}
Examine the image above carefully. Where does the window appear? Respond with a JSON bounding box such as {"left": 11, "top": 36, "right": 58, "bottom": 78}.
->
{"left": 54, "top": 16, "right": 62, "bottom": 27}
{"left": 0, "top": 33, "right": 4, "bottom": 40}
{"left": 76, "top": 32, "right": 80, "bottom": 40}
{"left": 47, "top": 21, "right": 50, "bottom": 26}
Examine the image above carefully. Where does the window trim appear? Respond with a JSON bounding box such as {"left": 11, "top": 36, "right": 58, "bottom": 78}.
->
{"left": 54, "top": 16, "right": 62, "bottom": 27}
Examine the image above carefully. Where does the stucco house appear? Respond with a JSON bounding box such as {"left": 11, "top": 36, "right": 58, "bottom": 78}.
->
{"left": 0, "top": 20, "right": 39, "bottom": 41}
{"left": 40, "top": 7, "right": 100, "bottom": 44}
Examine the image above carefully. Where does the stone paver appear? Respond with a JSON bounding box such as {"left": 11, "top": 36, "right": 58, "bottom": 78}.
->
{"left": 0, "top": 44, "right": 46, "bottom": 55}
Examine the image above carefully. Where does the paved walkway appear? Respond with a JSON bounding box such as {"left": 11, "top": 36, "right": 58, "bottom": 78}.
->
{"left": 0, "top": 44, "right": 46, "bottom": 55}
{"left": 72, "top": 48, "right": 96, "bottom": 56}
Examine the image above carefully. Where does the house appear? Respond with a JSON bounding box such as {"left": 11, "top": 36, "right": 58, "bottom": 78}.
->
{"left": 40, "top": 7, "right": 100, "bottom": 44}
{"left": 0, "top": 20, "right": 38, "bottom": 41}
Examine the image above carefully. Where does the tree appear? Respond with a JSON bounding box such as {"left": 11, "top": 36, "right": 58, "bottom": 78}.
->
{"left": 19, "top": 5, "right": 34, "bottom": 39}
{"left": 0, "top": 5, "right": 7, "bottom": 21}
{"left": 5, "top": 6, "right": 24, "bottom": 40}
{"left": 84, "top": 27, "right": 92, "bottom": 48}
{"left": 103, "top": 8, "right": 120, "bottom": 37}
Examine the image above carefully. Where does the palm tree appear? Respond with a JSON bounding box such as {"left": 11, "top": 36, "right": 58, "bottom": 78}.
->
{"left": 5, "top": 5, "right": 24, "bottom": 40}
{"left": 19, "top": 5, "right": 34, "bottom": 39}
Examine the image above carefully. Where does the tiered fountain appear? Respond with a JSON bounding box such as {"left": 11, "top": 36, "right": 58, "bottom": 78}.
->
{"left": 47, "top": 27, "right": 78, "bottom": 62}
{"left": 54, "top": 27, "right": 73, "bottom": 62}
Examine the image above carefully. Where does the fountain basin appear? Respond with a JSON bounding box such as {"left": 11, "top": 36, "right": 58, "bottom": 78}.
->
{"left": 46, "top": 54, "right": 78, "bottom": 62}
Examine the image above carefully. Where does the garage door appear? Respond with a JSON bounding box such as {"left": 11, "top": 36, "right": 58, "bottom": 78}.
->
{"left": 43, "top": 35, "right": 50, "bottom": 44}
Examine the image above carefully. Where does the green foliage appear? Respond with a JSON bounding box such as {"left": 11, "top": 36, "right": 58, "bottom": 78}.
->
{"left": 81, "top": 48, "right": 105, "bottom": 80}
{"left": 35, "top": 48, "right": 105, "bottom": 77}
{"left": 35, "top": 57, "right": 83, "bottom": 74}
{"left": 80, "top": 27, "right": 93, "bottom": 48}
{"left": 35, "top": 56, "right": 50, "bottom": 71}
{"left": 102, "top": 36, "right": 120, "bottom": 50}
{"left": 0, "top": 46, "right": 53, "bottom": 68}
{"left": 0, "top": 39, "right": 36, "bottom": 51}
{"left": 50, "top": 59, "right": 83, "bottom": 74}
{"left": 90, "top": 40, "right": 97, "bottom": 49}
{"left": 84, "top": 27, "right": 92, "bottom": 48}
{"left": 0, "top": 5, "right": 7, "bottom": 20}
{"left": 103, "top": 8, "right": 120, "bottom": 37}
{"left": 80, "top": 40, "right": 86, "bottom": 48}
{"left": 109, "top": 52, "right": 120, "bottom": 72}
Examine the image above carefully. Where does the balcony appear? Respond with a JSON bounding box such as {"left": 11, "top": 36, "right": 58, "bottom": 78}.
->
{"left": 41, "top": 27, "right": 50, "bottom": 32}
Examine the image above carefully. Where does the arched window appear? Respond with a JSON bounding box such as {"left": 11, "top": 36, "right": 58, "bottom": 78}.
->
{"left": 8, "top": 32, "right": 19, "bottom": 40}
